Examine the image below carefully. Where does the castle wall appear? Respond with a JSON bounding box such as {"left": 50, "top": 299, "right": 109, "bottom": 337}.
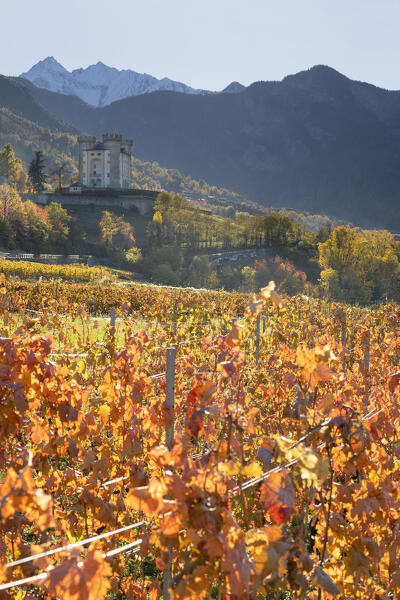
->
{"left": 26, "top": 193, "right": 155, "bottom": 216}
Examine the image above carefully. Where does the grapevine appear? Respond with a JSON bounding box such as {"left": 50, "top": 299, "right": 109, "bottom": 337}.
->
{"left": 0, "top": 277, "right": 400, "bottom": 599}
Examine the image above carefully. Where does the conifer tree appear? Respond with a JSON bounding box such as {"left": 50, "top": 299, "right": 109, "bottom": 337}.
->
{"left": 28, "top": 151, "right": 47, "bottom": 193}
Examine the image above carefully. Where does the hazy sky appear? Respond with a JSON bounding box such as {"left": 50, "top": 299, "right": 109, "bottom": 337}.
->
{"left": 4, "top": 0, "right": 400, "bottom": 90}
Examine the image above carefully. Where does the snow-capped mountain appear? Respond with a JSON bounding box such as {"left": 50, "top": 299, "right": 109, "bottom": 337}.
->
{"left": 20, "top": 57, "right": 211, "bottom": 106}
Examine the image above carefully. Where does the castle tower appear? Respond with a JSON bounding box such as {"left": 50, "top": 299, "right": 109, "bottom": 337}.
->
{"left": 102, "top": 134, "right": 123, "bottom": 188}
{"left": 78, "top": 134, "right": 133, "bottom": 189}
{"left": 78, "top": 136, "right": 96, "bottom": 186}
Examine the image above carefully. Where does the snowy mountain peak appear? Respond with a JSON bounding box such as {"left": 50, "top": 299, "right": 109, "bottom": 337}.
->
{"left": 20, "top": 58, "right": 212, "bottom": 106}
{"left": 42, "top": 56, "right": 64, "bottom": 67}
{"left": 24, "top": 56, "right": 68, "bottom": 75}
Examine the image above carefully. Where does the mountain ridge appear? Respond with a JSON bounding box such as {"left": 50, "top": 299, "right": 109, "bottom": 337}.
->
{"left": 4, "top": 65, "right": 400, "bottom": 229}
{"left": 27, "top": 64, "right": 400, "bottom": 228}
{"left": 20, "top": 57, "right": 213, "bottom": 106}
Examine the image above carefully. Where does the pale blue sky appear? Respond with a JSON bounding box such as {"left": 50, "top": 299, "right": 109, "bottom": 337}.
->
{"left": 4, "top": 0, "right": 400, "bottom": 90}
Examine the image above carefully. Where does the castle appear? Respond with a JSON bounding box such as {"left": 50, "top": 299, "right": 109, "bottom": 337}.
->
{"left": 78, "top": 134, "right": 133, "bottom": 189}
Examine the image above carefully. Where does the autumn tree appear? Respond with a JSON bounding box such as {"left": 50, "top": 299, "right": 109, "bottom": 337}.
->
{"left": 0, "top": 143, "right": 17, "bottom": 182}
{"left": 0, "top": 184, "right": 22, "bottom": 220}
{"left": 99, "top": 211, "right": 134, "bottom": 249}
{"left": 319, "top": 226, "right": 400, "bottom": 303}
{"left": 0, "top": 142, "right": 29, "bottom": 192}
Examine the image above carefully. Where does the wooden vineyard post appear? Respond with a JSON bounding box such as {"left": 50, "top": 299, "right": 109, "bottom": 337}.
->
{"left": 172, "top": 293, "right": 179, "bottom": 339}
{"left": 255, "top": 315, "right": 261, "bottom": 366}
{"left": 341, "top": 314, "right": 347, "bottom": 374}
{"left": 110, "top": 307, "right": 116, "bottom": 328}
{"left": 364, "top": 329, "right": 370, "bottom": 407}
{"left": 163, "top": 347, "right": 177, "bottom": 600}
{"left": 55, "top": 281, "right": 59, "bottom": 302}
{"left": 165, "top": 347, "right": 177, "bottom": 451}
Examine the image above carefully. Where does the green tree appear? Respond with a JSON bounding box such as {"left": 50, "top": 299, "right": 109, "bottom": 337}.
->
{"left": 28, "top": 151, "right": 47, "bottom": 193}
{"left": 150, "top": 263, "right": 180, "bottom": 286}
{"left": 240, "top": 266, "right": 257, "bottom": 292}
{"left": 46, "top": 202, "right": 71, "bottom": 244}
{"left": 0, "top": 143, "right": 17, "bottom": 183}
{"left": 0, "top": 217, "right": 16, "bottom": 249}
{"left": 187, "top": 256, "right": 220, "bottom": 289}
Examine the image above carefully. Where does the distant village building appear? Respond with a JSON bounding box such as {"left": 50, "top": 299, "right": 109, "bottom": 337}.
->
{"left": 78, "top": 134, "right": 133, "bottom": 189}
{"left": 69, "top": 181, "right": 83, "bottom": 193}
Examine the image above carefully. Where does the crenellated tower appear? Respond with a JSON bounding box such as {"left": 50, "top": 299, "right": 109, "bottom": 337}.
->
{"left": 78, "top": 134, "right": 133, "bottom": 189}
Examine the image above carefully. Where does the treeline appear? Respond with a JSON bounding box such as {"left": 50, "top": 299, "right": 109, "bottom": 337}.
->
{"left": 0, "top": 185, "right": 138, "bottom": 257}
{"left": 146, "top": 192, "right": 311, "bottom": 250}
{"left": 126, "top": 192, "right": 320, "bottom": 291}
{"left": 136, "top": 192, "right": 400, "bottom": 303}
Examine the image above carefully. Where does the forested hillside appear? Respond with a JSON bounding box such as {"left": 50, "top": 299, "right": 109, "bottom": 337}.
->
{"left": 0, "top": 75, "right": 78, "bottom": 168}
{"left": 0, "top": 75, "right": 257, "bottom": 213}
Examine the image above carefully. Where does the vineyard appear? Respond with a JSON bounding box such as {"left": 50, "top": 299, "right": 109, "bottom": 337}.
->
{"left": 0, "top": 259, "right": 117, "bottom": 283}
{"left": 1, "top": 277, "right": 400, "bottom": 599}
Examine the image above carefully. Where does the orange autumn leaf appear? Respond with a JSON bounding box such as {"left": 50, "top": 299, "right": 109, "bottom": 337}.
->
{"left": 244, "top": 297, "right": 263, "bottom": 319}
{"left": 224, "top": 320, "right": 244, "bottom": 348}
{"left": 187, "top": 381, "right": 216, "bottom": 406}
{"left": 42, "top": 547, "right": 111, "bottom": 600}
{"left": 0, "top": 467, "right": 56, "bottom": 530}
{"left": 259, "top": 469, "right": 295, "bottom": 525}
{"left": 260, "top": 281, "right": 282, "bottom": 308}
{"left": 388, "top": 371, "right": 400, "bottom": 393}
{"left": 125, "top": 478, "right": 167, "bottom": 518}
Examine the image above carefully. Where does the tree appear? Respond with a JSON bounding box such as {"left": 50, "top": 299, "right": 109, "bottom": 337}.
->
{"left": 23, "top": 201, "right": 50, "bottom": 250}
{"left": 318, "top": 226, "right": 400, "bottom": 303}
{"left": 0, "top": 185, "right": 22, "bottom": 220}
{"left": 46, "top": 202, "right": 71, "bottom": 244}
{"left": 0, "top": 217, "right": 16, "bottom": 249}
{"left": 240, "top": 266, "right": 256, "bottom": 292}
{"left": 187, "top": 256, "right": 220, "bottom": 289}
{"left": 13, "top": 160, "right": 30, "bottom": 193}
{"left": 99, "top": 211, "right": 134, "bottom": 249}
{"left": 0, "top": 143, "right": 30, "bottom": 192}
{"left": 0, "top": 143, "right": 17, "bottom": 183}
{"left": 28, "top": 151, "right": 47, "bottom": 193}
